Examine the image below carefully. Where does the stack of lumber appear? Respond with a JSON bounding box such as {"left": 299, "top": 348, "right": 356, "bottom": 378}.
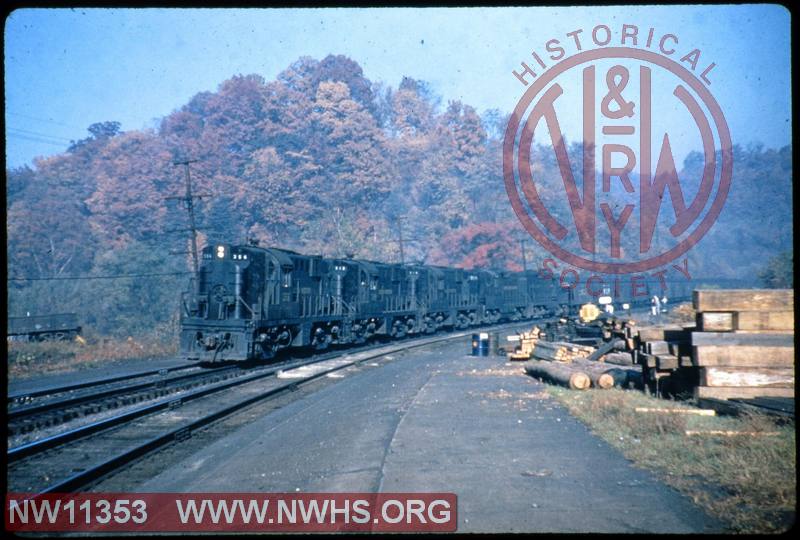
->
{"left": 692, "top": 289, "right": 794, "bottom": 401}
{"left": 627, "top": 324, "right": 696, "bottom": 396}
{"left": 635, "top": 325, "right": 694, "bottom": 371}
{"left": 507, "top": 326, "right": 542, "bottom": 361}
{"left": 532, "top": 341, "right": 594, "bottom": 362}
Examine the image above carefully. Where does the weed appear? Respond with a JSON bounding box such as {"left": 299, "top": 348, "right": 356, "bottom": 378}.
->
{"left": 549, "top": 387, "right": 795, "bottom": 533}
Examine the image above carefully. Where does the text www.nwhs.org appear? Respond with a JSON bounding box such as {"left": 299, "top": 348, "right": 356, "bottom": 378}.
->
{"left": 5, "top": 493, "right": 457, "bottom": 532}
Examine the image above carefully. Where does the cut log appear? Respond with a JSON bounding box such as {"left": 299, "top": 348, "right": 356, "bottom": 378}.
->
{"left": 700, "top": 367, "right": 794, "bottom": 388}
{"left": 693, "top": 289, "right": 793, "bottom": 312}
{"left": 692, "top": 345, "right": 795, "bottom": 367}
{"left": 697, "top": 312, "right": 734, "bottom": 332}
{"left": 734, "top": 311, "right": 794, "bottom": 332}
{"left": 590, "top": 371, "right": 615, "bottom": 389}
{"left": 602, "top": 352, "right": 634, "bottom": 366}
{"left": 572, "top": 359, "right": 641, "bottom": 388}
{"left": 691, "top": 332, "right": 794, "bottom": 347}
{"left": 695, "top": 386, "right": 796, "bottom": 400}
{"left": 570, "top": 361, "right": 614, "bottom": 389}
{"left": 585, "top": 338, "right": 625, "bottom": 361}
{"left": 524, "top": 361, "right": 591, "bottom": 390}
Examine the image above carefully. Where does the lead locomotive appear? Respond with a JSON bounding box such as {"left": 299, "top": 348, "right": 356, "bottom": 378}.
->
{"left": 178, "top": 242, "right": 569, "bottom": 362}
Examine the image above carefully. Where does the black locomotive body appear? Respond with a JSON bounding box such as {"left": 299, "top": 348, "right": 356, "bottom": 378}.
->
{"left": 179, "top": 243, "right": 569, "bottom": 362}
{"left": 178, "top": 242, "right": 709, "bottom": 362}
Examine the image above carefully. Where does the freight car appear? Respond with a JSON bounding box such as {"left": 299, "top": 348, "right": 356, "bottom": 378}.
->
{"left": 179, "top": 243, "right": 570, "bottom": 362}
{"left": 7, "top": 313, "right": 82, "bottom": 342}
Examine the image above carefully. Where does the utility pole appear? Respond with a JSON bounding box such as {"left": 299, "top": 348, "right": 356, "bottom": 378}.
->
{"left": 166, "top": 159, "right": 202, "bottom": 277}
{"left": 520, "top": 239, "right": 528, "bottom": 272}
{"left": 395, "top": 217, "right": 406, "bottom": 264}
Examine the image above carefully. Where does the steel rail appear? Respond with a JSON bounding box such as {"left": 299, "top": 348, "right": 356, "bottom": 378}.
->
{"left": 8, "top": 365, "right": 237, "bottom": 422}
{"left": 7, "top": 364, "right": 197, "bottom": 404}
{"left": 23, "top": 321, "right": 532, "bottom": 495}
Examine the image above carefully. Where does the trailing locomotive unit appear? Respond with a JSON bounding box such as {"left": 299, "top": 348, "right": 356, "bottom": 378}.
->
{"left": 179, "top": 243, "right": 567, "bottom": 362}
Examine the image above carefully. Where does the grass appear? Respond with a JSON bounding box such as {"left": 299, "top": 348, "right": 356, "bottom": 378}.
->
{"left": 549, "top": 387, "right": 796, "bottom": 533}
{"left": 7, "top": 335, "right": 178, "bottom": 379}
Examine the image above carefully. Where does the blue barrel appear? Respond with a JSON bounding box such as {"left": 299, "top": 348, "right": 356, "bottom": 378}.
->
{"left": 471, "top": 333, "right": 489, "bottom": 356}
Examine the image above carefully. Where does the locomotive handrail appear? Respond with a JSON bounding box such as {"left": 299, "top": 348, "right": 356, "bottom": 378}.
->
{"left": 236, "top": 295, "right": 255, "bottom": 318}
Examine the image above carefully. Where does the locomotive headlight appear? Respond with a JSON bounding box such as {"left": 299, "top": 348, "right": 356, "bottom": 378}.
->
{"left": 216, "top": 246, "right": 225, "bottom": 258}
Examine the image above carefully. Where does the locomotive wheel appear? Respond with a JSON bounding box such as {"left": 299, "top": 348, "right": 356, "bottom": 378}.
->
{"left": 312, "top": 328, "right": 330, "bottom": 350}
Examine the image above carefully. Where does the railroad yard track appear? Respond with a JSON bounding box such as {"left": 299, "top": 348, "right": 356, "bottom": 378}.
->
{"left": 7, "top": 365, "right": 239, "bottom": 436}
{"left": 7, "top": 321, "right": 533, "bottom": 495}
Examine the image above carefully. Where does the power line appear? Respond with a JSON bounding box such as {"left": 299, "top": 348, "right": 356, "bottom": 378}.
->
{"left": 7, "top": 111, "right": 81, "bottom": 128}
{"left": 7, "top": 127, "right": 73, "bottom": 142}
{"left": 8, "top": 271, "right": 192, "bottom": 282}
{"left": 6, "top": 132, "right": 69, "bottom": 147}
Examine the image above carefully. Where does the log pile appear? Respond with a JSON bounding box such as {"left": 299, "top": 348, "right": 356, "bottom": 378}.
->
{"left": 524, "top": 357, "right": 642, "bottom": 391}
{"left": 519, "top": 290, "right": 794, "bottom": 408}
{"left": 521, "top": 328, "right": 642, "bottom": 391}
{"left": 692, "top": 289, "right": 794, "bottom": 401}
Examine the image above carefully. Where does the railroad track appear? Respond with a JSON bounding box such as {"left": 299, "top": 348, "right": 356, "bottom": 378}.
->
{"left": 7, "top": 321, "right": 534, "bottom": 495}
{"left": 7, "top": 364, "right": 242, "bottom": 437}
{"left": 8, "top": 363, "right": 197, "bottom": 406}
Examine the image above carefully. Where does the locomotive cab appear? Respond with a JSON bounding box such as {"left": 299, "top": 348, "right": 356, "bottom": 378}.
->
{"left": 180, "top": 244, "right": 258, "bottom": 361}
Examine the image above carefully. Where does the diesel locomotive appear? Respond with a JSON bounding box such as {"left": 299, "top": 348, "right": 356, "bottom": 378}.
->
{"left": 178, "top": 242, "right": 569, "bottom": 362}
{"left": 178, "top": 241, "right": 703, "bottom": 362}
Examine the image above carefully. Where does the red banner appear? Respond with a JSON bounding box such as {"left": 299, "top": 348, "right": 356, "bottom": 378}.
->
{"left": 5, "top": 492, "right": 457, "bottom": 532}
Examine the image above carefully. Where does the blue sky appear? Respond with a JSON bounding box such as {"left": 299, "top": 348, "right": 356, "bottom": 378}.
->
{"left": 4, "top": 5, "right": 791, "bottom": 169}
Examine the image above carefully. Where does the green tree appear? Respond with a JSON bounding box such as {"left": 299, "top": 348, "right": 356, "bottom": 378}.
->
{"left": 759, "top": 251, "right": 793, "bottom": 288}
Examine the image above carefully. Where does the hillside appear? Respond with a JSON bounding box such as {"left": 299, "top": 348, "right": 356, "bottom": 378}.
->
{"left": 6, "top": 54, "right": 793, "bottom": 336}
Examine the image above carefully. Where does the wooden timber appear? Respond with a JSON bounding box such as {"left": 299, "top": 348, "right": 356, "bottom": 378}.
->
{"left": 692, "top": 345, "right": 795, "bottom": 367}
{"left": 694, "top": 386, "right": 795, "bottom": 400}
{"left": 699, "top": 367, "right": 794, "bottom": 388}
{"left": 692, "top": 289, "right": 793, "bottom": 312}
{"left": 697, "top": 312, "right": 734, "bottom": 332}
{"left": 697, "top": 311, "right": 794, "bottom": 333}
{"left": 634, "top": 407, "right": 716, "bottom": 416}
{"left": 691, "top": 332, "right": 794, "bottom": 347}
{"left": 734, "top": 311, "right": 794, "bottom": 332}
{"left": 697, "top": 397, "right": 795, "bottom": 419}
